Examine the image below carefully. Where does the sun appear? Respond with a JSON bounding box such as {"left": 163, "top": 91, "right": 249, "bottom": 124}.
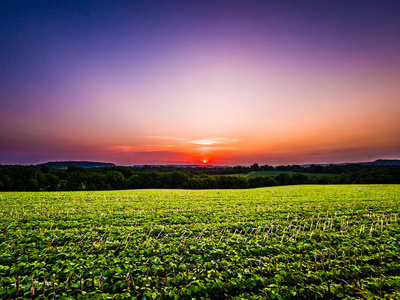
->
{"left": 202, "top": 160, "right": 207, "bottom": 164}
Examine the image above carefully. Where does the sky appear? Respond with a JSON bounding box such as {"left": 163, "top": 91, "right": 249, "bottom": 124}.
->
{"left": 1, "top": 0, "right": 400, "bottom": 166}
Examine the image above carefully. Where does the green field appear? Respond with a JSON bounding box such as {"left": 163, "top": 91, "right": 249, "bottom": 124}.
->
{"left": 239, "top": 171, "right": 337, "bottom": 178}
{"left": 1, "top": 185, "right": 400, "bottom": 299}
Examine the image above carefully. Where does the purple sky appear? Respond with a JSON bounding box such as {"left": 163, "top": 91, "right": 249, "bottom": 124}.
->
{"left": 1, "top": 1, "right": 400, "bottom": 165}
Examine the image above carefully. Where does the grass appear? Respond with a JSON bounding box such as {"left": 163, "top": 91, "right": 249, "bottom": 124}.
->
{"left": 235, "top": 170, "right": 337, "bottom": 178}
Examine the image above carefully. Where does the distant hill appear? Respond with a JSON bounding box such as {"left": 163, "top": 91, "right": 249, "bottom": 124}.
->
{"left": 40, "top": 161, "right": 115, "bottom": 169}
{"left": 358, "top": 159, "right": 400, "bottom": 166}
{"left": 301, "top": 159, "right": 400, "bottom": 168}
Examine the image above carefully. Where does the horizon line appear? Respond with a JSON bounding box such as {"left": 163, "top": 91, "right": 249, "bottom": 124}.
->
{"left": 2, "top": 158, "right": 399, "bottom": 168}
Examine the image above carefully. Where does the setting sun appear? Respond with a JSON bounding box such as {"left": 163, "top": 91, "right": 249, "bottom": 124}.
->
{"left": 202, "top": 160, "right": 207, "bottom": 164}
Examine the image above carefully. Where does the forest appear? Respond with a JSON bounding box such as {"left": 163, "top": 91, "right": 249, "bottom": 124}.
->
{"left": 0, "top": 163, "right": 399, "bottom": 191}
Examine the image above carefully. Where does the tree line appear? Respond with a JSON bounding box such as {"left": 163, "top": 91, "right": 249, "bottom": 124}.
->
{"left": 0, "top": 164, "right": 399, "bottom": 191}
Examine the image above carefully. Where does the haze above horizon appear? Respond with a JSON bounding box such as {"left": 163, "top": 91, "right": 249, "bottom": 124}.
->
{"left": 1, "top": 1, "right": 400, "bottom": 166}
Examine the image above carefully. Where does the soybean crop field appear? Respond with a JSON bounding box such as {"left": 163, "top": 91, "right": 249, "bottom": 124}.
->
{"left": 1, "top": 185, "right": 400, "bottom": 299}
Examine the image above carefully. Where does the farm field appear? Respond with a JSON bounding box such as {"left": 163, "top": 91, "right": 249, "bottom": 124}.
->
{"left": 1, "top": 185, "right": 400, "bottom": 299}
{"left": 238, "top": 171, "right": 337, "bottom": 178}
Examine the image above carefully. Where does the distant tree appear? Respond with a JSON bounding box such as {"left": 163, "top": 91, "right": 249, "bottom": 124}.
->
{"left": 275, "top": 165, "right": 289, "bottom": 171}
{"left": 164, "top": 171, "right": 189, "bottom": 188}
{"left": 86, "top": 172, "right": 107, "bottom": 190}
{"left": 126, "top": 174, "right": 141, "bottom": 189}
{"left": 44, "top": 173, "right": 60, "bottom": 191}
{"left": 40, "top": 164, "right": 49, "bottom": 173}
{"left": 275, "top": 173, "right": 291, "bottom": 185}
{"left": 215, "top": 175, "right": 249, "bottom": 189}
{"left": 106, "top": 171, "right": 125, "bottom": 190}
{"left": 260, "top": 164, "right": 274, "bottom": 171}
{"left": 248, "top": 176, "right": 278, "bottom": 188}
{"left": 67, "top": 166, "right": 86, "bottom": 173}
{"left": 103, "top": 166, "right": 135, "bottom": 178}
{"left": 290, "top": 173, "right": 309, "bottom": 184}
{"left": 312, "top": 175, "right": 333, "bottom": 184}
{"left": 190, "top": 174, "right": 217, "bottom": 189}
{"left": 377, "top": 174, "right": 396, "bottom": 184}
{"left": 276, "top": 165, "right": 302, "bottom": 171}
{"left": 232, "top": 166, "right": 249, "bottom": 174}
{"left": 65, "top": 172, "right": 86, "bottom": 190}
{"left": 250, "top": 163, "right": 260, "bottom": 172}
{"left": 248, "top": 176, "right": 265, "bottom": 188}
{"left": 0, "top": 171, "right": 12, "bottom": 191}
{"left": 266, "top": 177, "right": 278, "bottom": 186}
